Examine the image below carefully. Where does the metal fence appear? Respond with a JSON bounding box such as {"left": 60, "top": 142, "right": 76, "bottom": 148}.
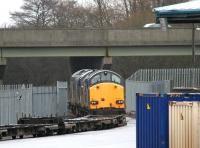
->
{"left": 0, "top": 81, "right": 68, "bottom": 125}
{"left": 0, "top": 84, "right": 32, "bottom": 125}
{"left": 125, "top": 80, "right": 171, "bottom": 112}
{"left": 32, "top": 86, "right": 57, "bottom": 117}
{"left": 129, "top": 68, "right": 200, "bottom": 88}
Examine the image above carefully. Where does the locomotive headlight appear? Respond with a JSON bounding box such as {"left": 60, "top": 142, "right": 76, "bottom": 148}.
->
{"left": 116, "top": 100, "right": 124, "bottom": 104}
{"left": 90, "top": 101, "right": 99, "bottom": 105}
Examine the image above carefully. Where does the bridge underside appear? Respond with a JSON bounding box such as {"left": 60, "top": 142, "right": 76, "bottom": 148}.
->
{"left": 0, "top": 45, "right": 200, "bottom": 83}
{"left": 1, "top": 46, "right": 198, "bottom": 75}
{"left": 70, "top": 57, "right": 103, "bottom": 73}
{"left": 0, "top": 46, "right": 199, "bottom": 57}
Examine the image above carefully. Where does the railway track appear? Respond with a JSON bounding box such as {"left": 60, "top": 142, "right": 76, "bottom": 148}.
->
{"left": 0, "top": 115, "right": 126, "bottom": 140}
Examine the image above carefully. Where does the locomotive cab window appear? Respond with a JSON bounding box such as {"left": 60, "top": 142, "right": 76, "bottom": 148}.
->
{"left": 101, "top": 72, "right": 111, "bottom": 81}
{"left": 91, "top": 74, "right": 100, "bottom": 85}
{"left": 112, "top": 74, "right": 121, "bottom": 83}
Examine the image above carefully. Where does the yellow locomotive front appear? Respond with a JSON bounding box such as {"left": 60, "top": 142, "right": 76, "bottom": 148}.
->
{"left": 89, "top": 71, "right": 125, "bottom": 114}
{"left": 90, "top": 83, "right": 124, "bottom": 109}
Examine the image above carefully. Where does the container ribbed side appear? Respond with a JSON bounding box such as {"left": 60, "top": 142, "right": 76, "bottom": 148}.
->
{"left": 169, "top": 102, "right": 200, "bottom": 148}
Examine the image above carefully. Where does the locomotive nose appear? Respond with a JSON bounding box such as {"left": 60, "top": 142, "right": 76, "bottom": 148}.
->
{"left": 90, "top": 83, "right": 125, "bottom": 110}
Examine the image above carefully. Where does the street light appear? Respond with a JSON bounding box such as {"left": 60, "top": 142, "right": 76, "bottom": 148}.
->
{"left": 192, "top": 24, "right": 200, "bottom": 68}
{"left": 192, "top": 24, "right": 195, "bottom": 67}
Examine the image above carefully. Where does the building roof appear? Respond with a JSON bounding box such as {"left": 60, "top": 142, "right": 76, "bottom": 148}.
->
{"left": 154, "top": 0, "right": 200, "bottom": 23}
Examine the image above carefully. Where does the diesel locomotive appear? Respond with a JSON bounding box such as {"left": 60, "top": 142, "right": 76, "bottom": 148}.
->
{"left": 69, "top": 69, "right": 125, "bottom": 115}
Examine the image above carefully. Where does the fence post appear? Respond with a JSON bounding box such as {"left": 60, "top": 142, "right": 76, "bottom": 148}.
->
{"left": 57, "top": 81, "right": 68, "bottom": 116}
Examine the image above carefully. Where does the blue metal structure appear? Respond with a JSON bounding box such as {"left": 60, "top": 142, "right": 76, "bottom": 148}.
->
{"left": 154, "top": 0, "right": 200, "bottom": 23}
{"left": 136, "top": 93, "right": 200, "bottom": 148}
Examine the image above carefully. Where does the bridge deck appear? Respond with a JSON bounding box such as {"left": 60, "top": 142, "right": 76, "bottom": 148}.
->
{"left": 0, "top": 29, "right": 199, "bottom": 57}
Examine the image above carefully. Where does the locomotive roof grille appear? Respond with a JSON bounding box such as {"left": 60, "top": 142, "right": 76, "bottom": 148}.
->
{"left": 88, "top": 70, "right": 121, "bottom": 80}
{"left": 71, "top": 69, "right": 93, "bottom": 78}
{"left": 71, "top": 69, "right": 123, "bottom": 86}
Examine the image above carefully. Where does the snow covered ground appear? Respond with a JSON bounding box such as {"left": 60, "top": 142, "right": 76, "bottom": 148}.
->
{"left": 0, "top": 118, "right": 136, "bottom": 148}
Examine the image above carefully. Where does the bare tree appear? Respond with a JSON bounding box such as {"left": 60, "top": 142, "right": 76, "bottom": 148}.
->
{"left": 10, "top": 0, "right": 189, "bottom": 29}
{"left": 53, "top": 0, "right": 95, "bottom": 28}
{"left": 94, "top": 0, "right": 104, "bottom": 27}
{"left": 123, "top": 0, "right": 130, "bottom": 19}
{"left": 93, "top": 0, "right": 116, "bottom": 28}
{"left": 10, "top": 0, "right": 58, "bottom": 28}
{"left": 11, "top": 0, "right": 100, "bottom": 28}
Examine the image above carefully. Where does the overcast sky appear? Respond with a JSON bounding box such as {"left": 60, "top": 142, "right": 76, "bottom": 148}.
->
{"left": 0, "top": 0, "right": 90, "bottom": 26}
{"left": 0, "top": 0, "right": 24, "bottom": 26}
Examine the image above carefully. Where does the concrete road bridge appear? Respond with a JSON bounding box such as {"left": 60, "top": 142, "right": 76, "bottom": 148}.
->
{"left": 0, "top": 28, "right": 199, "bottom": 57}
{"left": 0, "top": 28, "right": 199, "bottom": 82}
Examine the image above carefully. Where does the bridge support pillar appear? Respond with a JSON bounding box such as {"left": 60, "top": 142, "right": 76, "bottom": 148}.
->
{"left": 0, "top": 58, "right": 7, "bottom": 84}
{"left": 102, "top": 57, "right": 112, "bottom": 70}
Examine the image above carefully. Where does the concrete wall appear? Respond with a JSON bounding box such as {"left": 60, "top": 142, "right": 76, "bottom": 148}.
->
{"left": 0, "top": 28, "right": 198, "bottom": 47}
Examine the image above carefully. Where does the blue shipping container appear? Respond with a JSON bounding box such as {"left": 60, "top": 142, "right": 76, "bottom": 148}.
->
{"left": 136, "top": 93, "right": 200, "bottom": 148}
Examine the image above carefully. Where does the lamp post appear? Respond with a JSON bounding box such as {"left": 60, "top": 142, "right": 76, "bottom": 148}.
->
{"left": 192, "top": 23, "right": 196, "bottom": 68}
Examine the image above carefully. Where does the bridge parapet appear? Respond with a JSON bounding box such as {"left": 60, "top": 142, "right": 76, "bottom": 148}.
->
{"left": 0, "top": 29, "right": 198, "bottom": 47}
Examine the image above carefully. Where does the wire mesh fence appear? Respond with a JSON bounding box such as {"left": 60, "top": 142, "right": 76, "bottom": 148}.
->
{"left": 129, "top": 68, "right": 200, "bottom": 88}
